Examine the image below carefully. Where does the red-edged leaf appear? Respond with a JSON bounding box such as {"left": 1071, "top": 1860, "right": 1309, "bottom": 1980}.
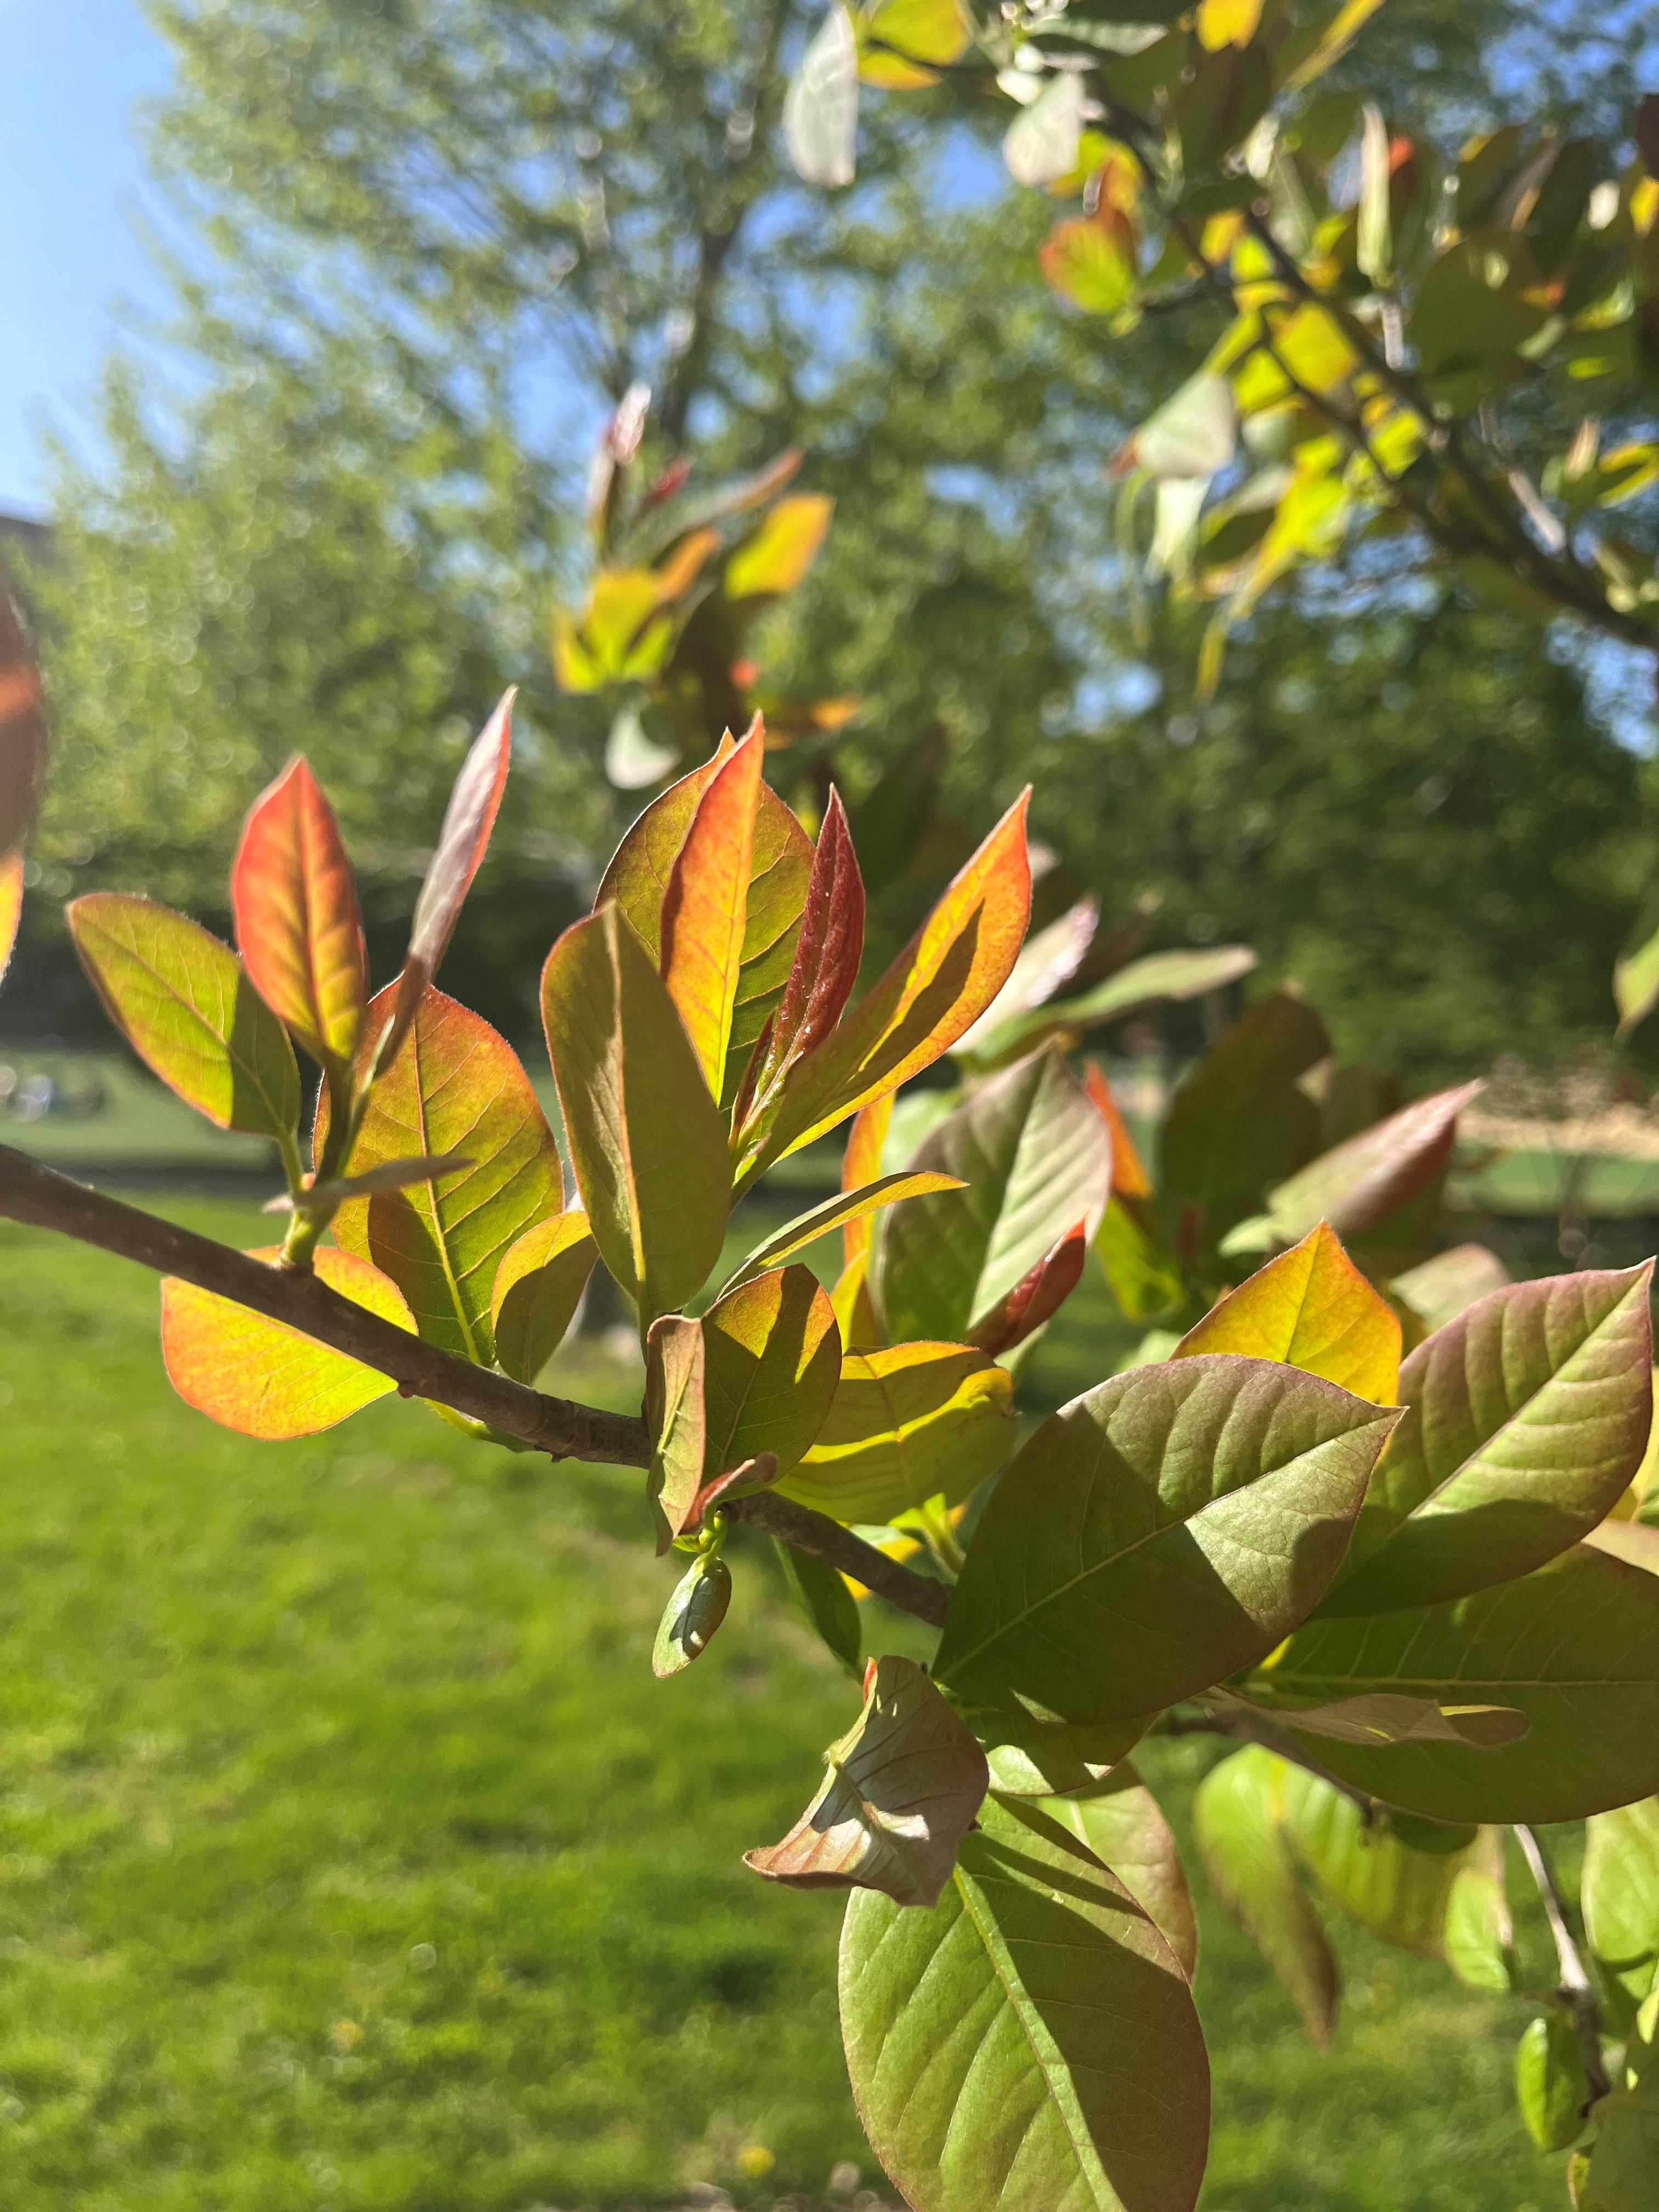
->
{"left": 702, "top": 1263, "right": 842, "bottom": 1479}
{"left": 841, "top": 1092, "right": 893, "bottom": 1268}
{"left": 1085, "top": 1060, "right": 1150, "bottom": 1198}
{"left": 0, "top": 593, "right": 48, "bottom": 856}
{"left": 645, "top": 1312, "right": 708, "bottom": 1552}
{"left": 161, "top": 1245, "right": 414, "bottom": 1438}
{"left": 686, "top": 1451, "right": 782, "bottom": 1532}
{"left": 660, "top": 716, "right": 764, "bottom": 1094}
{"left": 0, "top": 850, "right": 21, "bottom": 986}
{"left": 1264, "top": 1080, "right": 1483, "bottom": 1244}
{"left": 968, "top": 1218, "right": 1088, "bottom": 1356}
{"left": 232, "top": 757, "right": 367, "bottom": 1086}
{"left": 739, "top": 786, "right": 865, "bottom": 1127}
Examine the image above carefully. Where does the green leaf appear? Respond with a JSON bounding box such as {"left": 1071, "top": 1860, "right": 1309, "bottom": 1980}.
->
{"left": 969, "top": 944, "right": 1256, "bottom": 1067}
{"left": 1096, "top": 1197, "right": 1185, "bottom": 1325}
{"left": 1260, "top": 1082, "right": 1483, "bottom": 1249}
{"left": 719, "top": 1170, "right": 962, "bottom": 1296}
{"left": 1579, "top": 1995, "right": 1659, "bottom": 2209}
{"left": 934, "top": 1355, "right": 1398, "bottom": 1727}
{"left": 1515, "top": 2012, "right": 1589, "bottom": 2153}
{"left": 1356, "top": 101, "right": 1392, "bottom": 283}
{"left": 68, "top": 894, "right": 301, "bottom": 1148}
{"left": 778, "top": 1341, "right": 1018, "bottom": 1526}
{"left": 490, "top": 1211, "right": 597, "bottom": 1384}
{"left": 322, "top": 986, "right": 563, "bottom": 1364}
{"left": 701, "top": 1264, "right": 841, "bottom": 1479}
{"left": 1125, "top": 371, "right": 1239, "bottom": 480}
{"left": 773, "top": 1539, "right": 862, "bottom": 1678}
{"left": 1042, "top": 1764, "right": 1199, "bottom": 1978}
{"left": 1584, "top": 1799, "right": 1659, "bottom": 2008}
{"left": 785, "top": 3, "right": 859, "bottom": 188}
{"left": 541, "top": 903, "right": 731, "bottom": 1324}
{"left": 1391, "top": 1243, "right": 1511, "bottom": 1334}
{"left": 841, "top": 1792, "right": 1210, "bottom": 2212}
{"left": 1193, "top": 1747, "right": 1339, "bottom": 2045}
{"left": 1325, "top": 1264, "right": 1655, "bottom": 1615}
{"left": 1264, "top": 1543, "right": 1659, "bottom": 1823}
{"left": 653, "top": 1551, "right": 733, "bottom": 1677}
{"left": 1225, "top": 1685, "right": 1527, "bottom": 1748}
{"left": 876, "top": 1048, "right": 1111, "bottom": 1345}
{"left": 746, "top": 1656, "right": 988, "bottom": 1906}
{"left": 1444, "top": 1851, "right": 1517, "bottom": 1993}
{"left": 1616, "top": 910, "right": 1659, "bottom": 1040}
{"left": 1158, "top": 991, "right": 1329, "bottom": 1251}
{"left": 968, "top": 1709, "right": 1148, "bottom": 1800}
{"left": 0, "top": 595, "right": 48, "bottom": 857}
{"left": 645, "top": 1313, "right": 707, "bottom": 1554}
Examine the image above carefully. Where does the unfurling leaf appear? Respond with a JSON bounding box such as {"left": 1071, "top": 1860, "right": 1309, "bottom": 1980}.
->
{"left": 231, "top": 756, "right": 367, "bottom": 1090}
{"left": 69, "top": 894, "right": 301, "bottom": 1148}
{"left": 876, "top": 1048, "right": 1110, "bottom": 1345}
{"left": 780, "top": 1341, "right": 1018, "bottom": 1526}
{"left": 1327, "top": 1262, "right": 1654, "bottom": 1614}
{"left": 645, "top": 1312, "right": 707, "bottom": 1553}
{"left": 1261, "top": 1081, "right": 1483, "bottom": 1248}
{"left": 0, "top": 850, "right": 21, "bottom": 986}
{"left": 661, "top": 718, "right": 764, "bottom": 1095}
{"left": 934, "top": 1355, "right": 1399, "bottom": 1727}
{"left": 774, "top": 1539, "right": 863, "bottom": 1677}
{"left": 1194, "top": 1747, "right": 1339, "bottom": 2045}
{"left": 785, "top": 3, "right": 859, "bottom": 188}
{"left": 1043, "top": 1764, "right": 1200, "bottom": 1979}
{"left": 0, "top": 592, "right": 48, "bottom": 857}
{"left": 841, "top": 1792, "right": 1209, "bottom": 2212}
{"left": 720, "top": 1171, "right": 962, "bottom": 1297}
{"left": 541, "top": 904, "right": 730, "bottom": 1323}
{"left": 161, "top": 1246, "right": 414, "bottom": 1438}
{"left": 490, "top": 1211, "right": 597, "bottom": 1384}
{"left": 702, "top": 1265, "right": 841, "bottom": 1479}
{"left": 1515, "top": 2012, "right": 1589, "bottom": 2152}
{"left": 744, "top": 1655, "right": 986, "bottom": 1904}
{"left": 653, "top": 1550, "right": 733, "bottom": 1677}
{"left": 319, "top": 986, "right": 562, "bottom": 1364}
{"left": 1175, "top": 1222, "right": 1402, "bottom": 1403}
{"left": 738, "top": 786, "right": 864, "bottom": 1126}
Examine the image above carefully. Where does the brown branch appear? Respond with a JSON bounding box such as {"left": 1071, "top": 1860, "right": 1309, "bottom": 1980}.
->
{"left": 0, "top": 1146, "right": 952, "bottom": 1627}
{"left": 1514, "top": 1822, "right": 1612, "bottom": 2106}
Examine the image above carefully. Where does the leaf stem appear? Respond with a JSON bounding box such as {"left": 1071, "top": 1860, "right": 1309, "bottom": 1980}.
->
{"left": 1513, "top": 1822, "right": 1612, "bottom": 2105}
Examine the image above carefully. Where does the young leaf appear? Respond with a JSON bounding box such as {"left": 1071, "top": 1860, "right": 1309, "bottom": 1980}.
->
{"left": 1584, "top": 1798, "right": 1659, "bottom": 2007}
{"left": 0, "top": 850, "right": 21, "bottom": 987}
{"left": 490, "top": 1211, "right": 597, "bottom": 1384}
{"left": 841, "top": 1792, "right": 1210, "bottom": 2212}
{"left": 652, "top": 1551, "right": 733, "bottom": 1678}
{"left": 161, "top": 1246, "right": 414, "bottom": 1440}
{"left": 1515, "top": 2013, "right": 1589, "bottom": 2153}
{"left": 660, "top": 719, "right": 764, "bottom": 1096}
{"left": 381, "top": 688, "right": 514, "bottom": 1069}
{"left": 875, "top": 1048, "right": 1111, "bottom": 1345}
{"left": 952, "top": 895, "right": 1097, "bottom": 1062}
{"left": 1173, "top": 1222, "right": 1402, "bottom": 1403}
{"left": 967, "top": 1220, "right": 1090, "bottom": 1358}
{"left": 1042, "top": 1764, "right": 1200, "bottom": 1979}
{"left": 1391, "top": 1242, "right": 1511, "bottom": 1333}
{"left": 720, "top": 1171, "right": 962, "bottom": 1297}
{"left": 780, "top": 1342, "right": 1018, "bottom": 1526}
{"left": 738, "top": 786, "right": 865, "bottom": 1122}
{"left": 934, "top": 1355, "right": 1399, "bottom": 1728}
{"left": 69, "top": 894, "right": 301, "bottom": 1148}
{"left": 746, "top": 1655, "right": 988, "bottom": 1906}
{"left": 773, "top": 1540, "right": 862, "bottom": 1678}
{"left": 0, "top": 591, "right": 48, "bottom": 856}
{"left": 1327, "top": 1263, "right": 1655, "bottom": 1615}
{"left": 230, "top": 756, "right": 367, "bottom": 1088}
{"left": 784, "top": 3, "right": 859, "bottom": 188}
{"left": 541, "top": 904, "right": 731, "bottom": 1323}
{"left": 1194, "top": 1747, "right": 1340, "bottom": 2045}
{"left": 724, "top": 492, "right": 834, "bottom": 600}
{"left": 1003, "top": 70, "right": 1085, "bottom": 188}
{"left": 1158, "top": 991, "right": 1329, "bottom": 1249}
{"left": 319, "top": 985, "right": 562, "bottom": 1364}
{"left": 969, "top": 1709, "right": 1148, "bottom": 1801}
{"left": 686, "top": 1453, "right": 781, "bottom": 1534}
{"left": 829, "top": 1252, "right": 881, "bottom": 1351}
{"left": 1261, "top": 1081, "right": 1483, "bottom": 1247}
{"left": 1264, "top": 1542, "right": 1659, "bottom": 1823}
{"left": 840, "top": 1092, "right": 892, "bottom": 1268}
{"left": 645, "top": 1312, "right": 707, "bottom": 1553}
{"left": 739, "top": 791, "right": 1032, "bottom": 1180}
{"left": 267, "top": 1153, "right": 476, "bottom": 1216}
{"left": 702, "top": 1264, "right": 841, "bottom": 1479}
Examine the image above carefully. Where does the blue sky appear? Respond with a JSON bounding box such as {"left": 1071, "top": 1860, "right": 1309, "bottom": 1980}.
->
{"left": 0, "top": 0, "right": 174, "bottom": 516}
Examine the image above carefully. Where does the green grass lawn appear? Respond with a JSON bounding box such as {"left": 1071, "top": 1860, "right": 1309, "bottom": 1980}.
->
{"left": 0, "top": 1197, "right": 1576, "bottom": 2211}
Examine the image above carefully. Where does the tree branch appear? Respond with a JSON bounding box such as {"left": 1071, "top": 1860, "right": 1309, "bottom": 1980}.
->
{"left": 1514, "top": 1822, "right": 1612, "bottom": 2106}
{"left": 0, "top": 1146, "right": 952, "bottom": 1627}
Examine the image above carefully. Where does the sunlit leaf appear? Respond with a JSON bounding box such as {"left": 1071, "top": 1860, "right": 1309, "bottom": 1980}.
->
{"left": 69, "top": 894, "right": 301, "bottom": 1148}
{"left": 1328, "top": 1263, "right": 1654, "bottom": 1615}
{"left": 785, "top": 3, "right": 859, "bottom": 187}
{"left": 859, "top": 0, "right": 969, "bottom": 87}
{"left": 1227, "top": 1685, "right": 1527, "bottom": 1747}
{"left": 1584, "top": 1797, "right": 1659, "bottom": 2008}
{"left": 541, "top": 904, "right": 731, "bottom": 1323}
{"left": 231, "top": 755, "right": 367, "bottom": 1090}
{"left": 1043, "top": 1764, "right": 1199, "bottom": 1978}
{"left": 780, "top": 1342, "right": 1018, "bottom": 1526}
{"left": 935, "top": 1355, "right": 1398, "bottom": 1726}
{"left": 969, "top": 1708, "right": 1147, "bottom": 1800}
{"left": 830, "top": 1251, "right": 881, "bottom": 1351}
{"left": 1616, "top": 910, "right": 1659, "bottom": 1039}
{"left": 1122, "top": 371, "right": 1238, "bottom": 479}
{"left": 725, "top": 493, "right": 834, "bottom": 599}
{"left": 490, "top": 1211, "right": 597, "bottom": 1384}
{"left": 1096, "top": 1195, "right": 1185, "bottom": 1323}
{"left": 1279, "top": 0, "right": 1389, "bottom": 92}
{"left": 1040, "top": 207, "right": 1139, "bottom": 315}
{"left": 952, "top": 896, "right": 1097, "bottom": 1062}
{"left": 968, "top": 1220, "right": 1090, "bottom": 1357}
{"left": 1578, "top": 1995, "right": 1659, "bottom": 2208}
{"left": 1261, "top": 1082, "right": 1483, "bottom": 1247}
{"left": 1084, "top": 1062, "right": 1151, "bottom": 1199}
{"left": 969, "top": 943, "right": 1255, "bottom": 1068}
{"left": 267, "top": 1152, "right": 475, "bottom": 1216}
{"left": 1195, "top": 1747, "right": 1339, "bottom": 2045}
{"left": 1391, "top": 1243, "right": 1512, "bottom": 1334}
{"left": 645, "top": 1312, "right": 707, "bottom": 1553}
{"left": 319, "top": 985, "right": 562, "bottom": 1364}
{"left": 1174, "top": 1222, "right": 1402, "bottom": 1403}
{"left": 0, "top": 850, "right": 21, "bottom": 988}
{"left": 701, "top": 1263, "right": 840, "bottom": 1482}
{"left": 840, "top": 1092, "right": 893, "bottom": 1269}
{"left": 746, "top": 1655, "right": 987, "bottom": 1905}
{"left": 1515, "top": 2012, "right": 1589, "bottom": 2153}
{"left": 161, "top": 1245, "right": 414, "bottom": 1440}
{"left": 652, "top": 1550, "right": 733, "bottom": 1677}
{"left": 1198, "top": 0, "right": 1263, "bottom": 49}
{"left": 720, "top": 1171, "right": 962, "bottom": 1297}
{"left": 661, "top": 719, "right": 764, "bottom": 1095}
{"left": 842, "top": 1792, "right": 1210, "bottom": 2212}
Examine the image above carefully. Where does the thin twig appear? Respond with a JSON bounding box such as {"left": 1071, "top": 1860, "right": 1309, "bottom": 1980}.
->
{"left": 1514, "top": 1822, "right": 1612, "bottom": 2105}
{"left": 0, "top": 1147, "right": 952, "bottom": 1628}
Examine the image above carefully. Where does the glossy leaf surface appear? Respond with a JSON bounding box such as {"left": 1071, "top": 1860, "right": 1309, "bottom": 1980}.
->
{"left": 1043, "top": 1765, "right": 1199, "bottom": 1979}
{"left": 324, "top": 986, "right": 561, "bottom": 1363}
{"left": 842, "top": 1793, "right": 1210, "bottom": 2212}
{"left": 69, "top": 894, "right": 301, "bottom": 1144}
{"left": 1194, "top": 1747, "right": 1339, "bottom": 2045}
{"left": 231, "top": 756, "right": 366, "bottom": 1081}
{"left": 490, "top": 1211, "right": 597, "bottom": 1384}
{"left": 541, "top": 904, "right": 730, "bottom": 1322}
{"left": 161, "top": 1246, "right": 413, "bottom": 1439}
{"left": 645, "top": 1313, "right": 707, "bottom": 1553}
{"left": 701, "top": 1264, "right": 840, "bottom": 1479}
{"left": 719, "top": 1170, "right": 960, "bottom": 1296}
{"left": 935, "top": 1356, "right": 1397, "bottom": 1727}
{"left": 1174, "top": 1223, "right": 1402, "bottom": 1403}
{"left": 746, "top": 1656, "right": 988, "bottom": 1906}
{"left": 1329, "top": 1264, "right": 1654, "bottom": 1615}
{"left": 781, "top": 1342, "right": 1018, "bottom": 1526}
{"left": 660, "top": 720, "right": 763, "bottom": 1096}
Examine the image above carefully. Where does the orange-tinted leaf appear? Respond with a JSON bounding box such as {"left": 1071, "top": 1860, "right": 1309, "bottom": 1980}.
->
{"left": 968, "top": 1218, "right": 1089, "bottom": 1357}
{"left": 160, "top": 1245, "right": 414, "bottom": 1439}
{"left": 780, "top": 1342, "right": 1018, "bottom": 1526}
{"left": 952, "top": 895, "right": 1097, "bottom": 1063}
{"left": 490, "top": 1211, "right": 597, "bottom": 1383}
{"left": 742, "top": 791, "right": 1032, "bottom": 1178}
{"left": 0, "top": 593, "right": 47, "bottom": 856}
{"left": 1176, "top": 1222, "right": 1403, "bottom": 1404}
{"left": 725, "top": 493, "right": 834, "bottom": 600}
{"left": 841, "top": 1092, "right": 893, "bottom": 1268}
{"left": 541, "top": 904, "right": 731, "bottom": 1323}
{"left": 719, "top": 1171, "right": 964, "bottom": 1297}
{"left": 687, "top": 1452, "right": 782, "bottom": 1534}
{"left": 702, "top": 1263, "right": 841, "bottom": 1479}
{"left": 232, "top": 756, "right": 367, "bottom": 1084}
{"left": 645, "top": 1311, "right": 707, "bottom": 1552}
{"left": 1040, "top": 207, "right": 1138, "bottom": 316}
{"left": 744, "top": 1655, "right": 988, "bottom": 1905}
{"left": 738, "top": 787, "right": 865, "bottom": 1129}
{"left": 661, "top": 719, "right": 764, "bottom": 1095}
{"left": 0, "top": 850, "right": 20, "bottom": 987}
{"left": 1085, "top": 1061, "right": 1151, "bottom": 1198}
{"left": 321, "top": 984, "right": 562, "bottom": 1363}
{"left": 68, "top": 894, "right": 301, "bottom": 1146}
{"left": 830, "top": 1252, "right": 881, "bottom": 1351}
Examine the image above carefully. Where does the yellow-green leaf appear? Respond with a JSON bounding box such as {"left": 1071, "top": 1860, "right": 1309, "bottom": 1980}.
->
{"left": 779, "top": 1342, "right": 1018, "bottom": 1525}
{"left": 1175, "top": 1222, "right": 1402, "bottom": 1403}
{"left": 661, "top": 720, "right": 763, "bottom": 1094}
{"left": 490, "top": 1211, "right": 597, "bottom": 1383}
{"left": 724, "top": 493, "right": 834, "bottom": 599}
{"left": 702, "top": 1264, "right": 841, "bottom": 1479}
